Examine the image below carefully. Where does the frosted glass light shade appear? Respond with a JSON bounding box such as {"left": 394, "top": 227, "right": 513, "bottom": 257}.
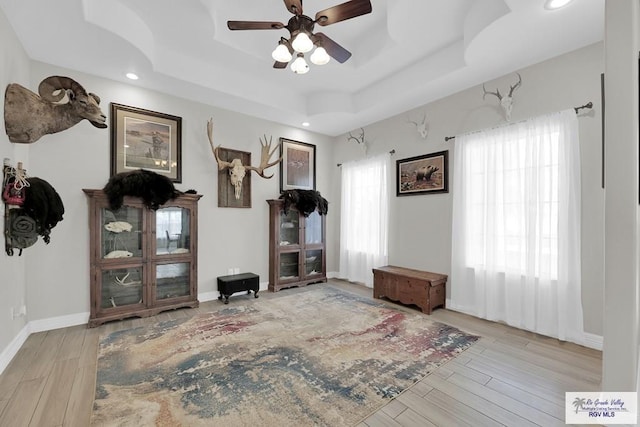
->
{"left": 292, "top": 32, "right": 313, "bottom": 53}
{"left": 310, "top": 47, "right": 330, "bottom": 65}
{"left": 544, "top": 0, "right": 573, "bottom": 9}
{"left": 272, "top": 44, "right": 293, "bottom": 63}
{"left": 290, "top": 56, "right": 309, "bottom": 74}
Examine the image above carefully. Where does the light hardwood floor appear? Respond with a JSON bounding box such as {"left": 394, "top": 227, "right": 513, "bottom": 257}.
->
{"left": 0, "top": 280, "right": 602, "bottom": 427}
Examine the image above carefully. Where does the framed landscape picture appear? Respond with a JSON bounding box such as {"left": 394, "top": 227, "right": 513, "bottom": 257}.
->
{"left": 396, "top": 150, "right": 448, "bottom": 196}
{"left": 280, "top": 138, "right": 316, "bottom": 192}
{"left": 110, "top": 103, "right": 182, "bottom": 182}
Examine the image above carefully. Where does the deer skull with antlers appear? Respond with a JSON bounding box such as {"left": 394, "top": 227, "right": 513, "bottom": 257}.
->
{"left": 206, "top": 118, "right": 282, "bottom": 200}
{"left": 482, "top": 73, "right": 522, "bottom": 121}
{"left": 408, "top": 113, "right": 429, "bottom": 139}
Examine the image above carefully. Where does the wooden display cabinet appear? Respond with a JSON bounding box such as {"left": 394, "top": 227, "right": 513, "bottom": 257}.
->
{"left": 83, "top": 189, "right": 202, "bottom": 327}
{"left": 267, "top": 199, "right": 327, "bottom": 292}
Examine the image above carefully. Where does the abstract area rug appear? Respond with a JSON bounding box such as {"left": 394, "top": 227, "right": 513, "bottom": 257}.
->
{"left": 91, "top": 286, "right": 478, "bottom": 426}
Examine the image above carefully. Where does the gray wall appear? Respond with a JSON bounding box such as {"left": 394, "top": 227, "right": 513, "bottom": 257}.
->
{"left": 601, "top": 0, "right": 639, "bottom": 392}
{"left": 21, "top": 60, "right": 337, "bottom": 323}
{"left": 0, "top": 7, "right": 31, "bottom": 366}
{"left": 333, "top": 42, "right": 605, "bottom": 338}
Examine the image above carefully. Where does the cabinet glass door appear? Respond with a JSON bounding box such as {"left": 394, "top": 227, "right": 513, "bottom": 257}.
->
{"left": 100, "top": 267, "right": 144, "bottom": 309}
{"left": 155, "top": 262, "right": 190, "bottom": 300}
{"left": 305, "top": 210, "right": 323, "bottom": 244}
{"left": 304, "top": 249, "right": 323, "bottom": 276}
{"left": 279, "top": 209, "right": 299, "bottom": 246}
{"left": 279, "top": 252, "right": 299, "bottom": 280}
{"left": 101, "top": 206, "right": 143, "bottom": 259}
{"left": 156, "top": 207, "right": 190, "bottom": 255}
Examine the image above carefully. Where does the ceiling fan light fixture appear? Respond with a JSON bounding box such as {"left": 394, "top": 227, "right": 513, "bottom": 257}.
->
{"left": 310, "top": 46, "right": 330, "bottom": 65}
{"left": 544, "top": 0, "right": 573, "bottom": 10}
{"left": 292, "top": 32, "right": 314, "bottom": 53}
{"left": 272, "top": 44, "right": 293, "bottom": 63}
{"left": 291, "top": 54, "right": 309, "bottom": 74}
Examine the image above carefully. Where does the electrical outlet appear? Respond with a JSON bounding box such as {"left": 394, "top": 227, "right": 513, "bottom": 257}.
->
{"left": 227, "top": 268, "right": 234, "bottom": 275}
{"left": 19, "top": 305, "right": 26, "bottom": 316}
{"left": 9, "top": 307, "right": 14, "bottom": 320}
{"left": 233, "top": 267, "right": 240, "bottom": 275}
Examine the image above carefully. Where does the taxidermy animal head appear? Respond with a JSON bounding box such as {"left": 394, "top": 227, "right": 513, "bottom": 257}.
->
{"left": 206, "top": 118, "right": 282, "bottom": 200}
{"left": 347, "top": 128, "right": 365, "bottom": 145}
{"left": 4, "top": 75, "right": 107, "bottom": 143}
{"left": 482, "top": 73, "right": 522, "bottom": 121}
{"left": 408, "top": 113, "right": 429, "bottom": 139}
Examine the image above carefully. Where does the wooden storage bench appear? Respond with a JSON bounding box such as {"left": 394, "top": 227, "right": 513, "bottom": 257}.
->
{"left": 372, "top": 265, "right": 447, "bottom": 314}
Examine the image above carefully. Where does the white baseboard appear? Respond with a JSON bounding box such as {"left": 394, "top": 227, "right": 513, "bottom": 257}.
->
{"left": 198, "top": 291, "right": 219, "bottom": 302}
{"left": 445, "top": 299, "right": 603, "bottom": 350}
{"left": 583, "top": 332, "right": 603, "bottom": 350}
{"left": 0, "top": 312, "right": 89, "bottom": 375}
{"left": 29, "top": 312, "right": 90, "bottom": 333}
{"left": 0, "top": 325, "right": 30, "bottom": 375}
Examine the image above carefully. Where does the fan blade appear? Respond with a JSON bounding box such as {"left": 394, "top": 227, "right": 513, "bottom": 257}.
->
{"left": 314, "top": 33, "right": 351, "bottom": 63}
{"left": 283, "top": 0, "right": 303, "bottom": 15}
{"left": 274, "top": 61, "right": 289, "bottom": 69}
{"left": 227, "top": 21, "right": 285, "bottom": 30}
{"left": 315, "top": 0, "right": 372, "bottom": 26}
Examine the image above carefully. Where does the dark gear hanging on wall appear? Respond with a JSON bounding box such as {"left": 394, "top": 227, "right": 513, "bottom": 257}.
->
{"left": 2, "top": 160, "right": 65, "bottom": 256}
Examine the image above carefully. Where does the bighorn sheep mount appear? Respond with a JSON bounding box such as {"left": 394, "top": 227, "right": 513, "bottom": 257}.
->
{"left": 206, "top": 118, "right": 282, "bottom": 201}
{"left": 482, "top": 73, "right": 522, "bottom": 122}
{"left": 4, "top": 76, "right": 107, "bottom": 143}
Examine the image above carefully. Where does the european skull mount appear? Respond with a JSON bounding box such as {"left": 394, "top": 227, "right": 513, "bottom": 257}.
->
{"left": 482, "top": 73, "right": 522, "bottom": 122}
{"left": 206, "top": 118, "right": 283, "bottom": 200}
{"left": 4, "top": 75, "right": 107, "bottom": 143}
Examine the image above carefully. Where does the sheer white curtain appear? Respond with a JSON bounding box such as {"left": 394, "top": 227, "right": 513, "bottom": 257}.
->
{"left": 450, "top": 110, "right": 584, "bottom": 343}
{"left": 339, "top": 153, "right": 390, "bottom": 287}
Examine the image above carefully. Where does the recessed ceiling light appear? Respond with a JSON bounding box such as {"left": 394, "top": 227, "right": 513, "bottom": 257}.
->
{"left": 126, "top": 72, "right": 139, "bottom": 80}
{"left": 544, "top": 0, "right": 573, "bottom": 10}
{"left": 302, "top": 122, "right": 310, "bottom": 127}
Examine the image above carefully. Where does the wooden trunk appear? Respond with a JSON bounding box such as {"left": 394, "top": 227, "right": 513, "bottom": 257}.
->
{"left": 372, "top": 265, "right": 447, "bottom": 314}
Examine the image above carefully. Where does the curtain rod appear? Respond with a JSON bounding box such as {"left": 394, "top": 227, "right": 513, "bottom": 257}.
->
{"left": 444, "top": 102, "right": 593, "bottom": 142}
{"left": 337, "top": 149, "right": 395, "bottom": 167}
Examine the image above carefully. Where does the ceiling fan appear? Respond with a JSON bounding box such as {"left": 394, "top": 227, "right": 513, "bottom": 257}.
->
{"left": 227, "top": 0, "right": 372, "bottom": 74}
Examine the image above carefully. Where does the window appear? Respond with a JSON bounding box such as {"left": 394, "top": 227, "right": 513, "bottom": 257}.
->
{"left": 450, "top": 110, "right": 584, "bottom": 343}
{"left": 464, "top": 128, "right": 560, "bottom": 279}
{"left": 339, "top": 153, "right": 390, "bottom": 287}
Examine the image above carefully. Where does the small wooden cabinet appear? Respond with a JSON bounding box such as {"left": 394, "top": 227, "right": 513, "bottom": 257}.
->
{"left": 372, "top": 265, "right": 447, "bottom": 314}
{"left": 84, "top": 189, "right": 202, "bottom": 327}
{"left": 267, "top": 199, "right": 327, "bottom": 292}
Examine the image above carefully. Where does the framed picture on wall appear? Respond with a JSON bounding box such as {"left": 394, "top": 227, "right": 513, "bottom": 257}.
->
{"left": 110, "top": 103, "right": 182, "bottom": 183}
{"left": 279, "top": 138, "right": 316, "bottom": 192}
{"left": 396, "top": 150, "right": 448, "bottom": 196}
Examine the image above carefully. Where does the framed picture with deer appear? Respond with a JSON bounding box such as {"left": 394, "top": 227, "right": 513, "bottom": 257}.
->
{"left": 279, "top": 138, "right": 316, "bottom": 192}
{"left": 110, "top": 103, "right": 182, "bottom": 183}
{"left": 396, "top": 150, "right": 448, "bottom": 196}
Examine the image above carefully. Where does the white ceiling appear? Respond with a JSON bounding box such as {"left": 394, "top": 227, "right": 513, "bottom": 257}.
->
{"left": 0, "top": 0, "right": 604, "bottom": 137}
